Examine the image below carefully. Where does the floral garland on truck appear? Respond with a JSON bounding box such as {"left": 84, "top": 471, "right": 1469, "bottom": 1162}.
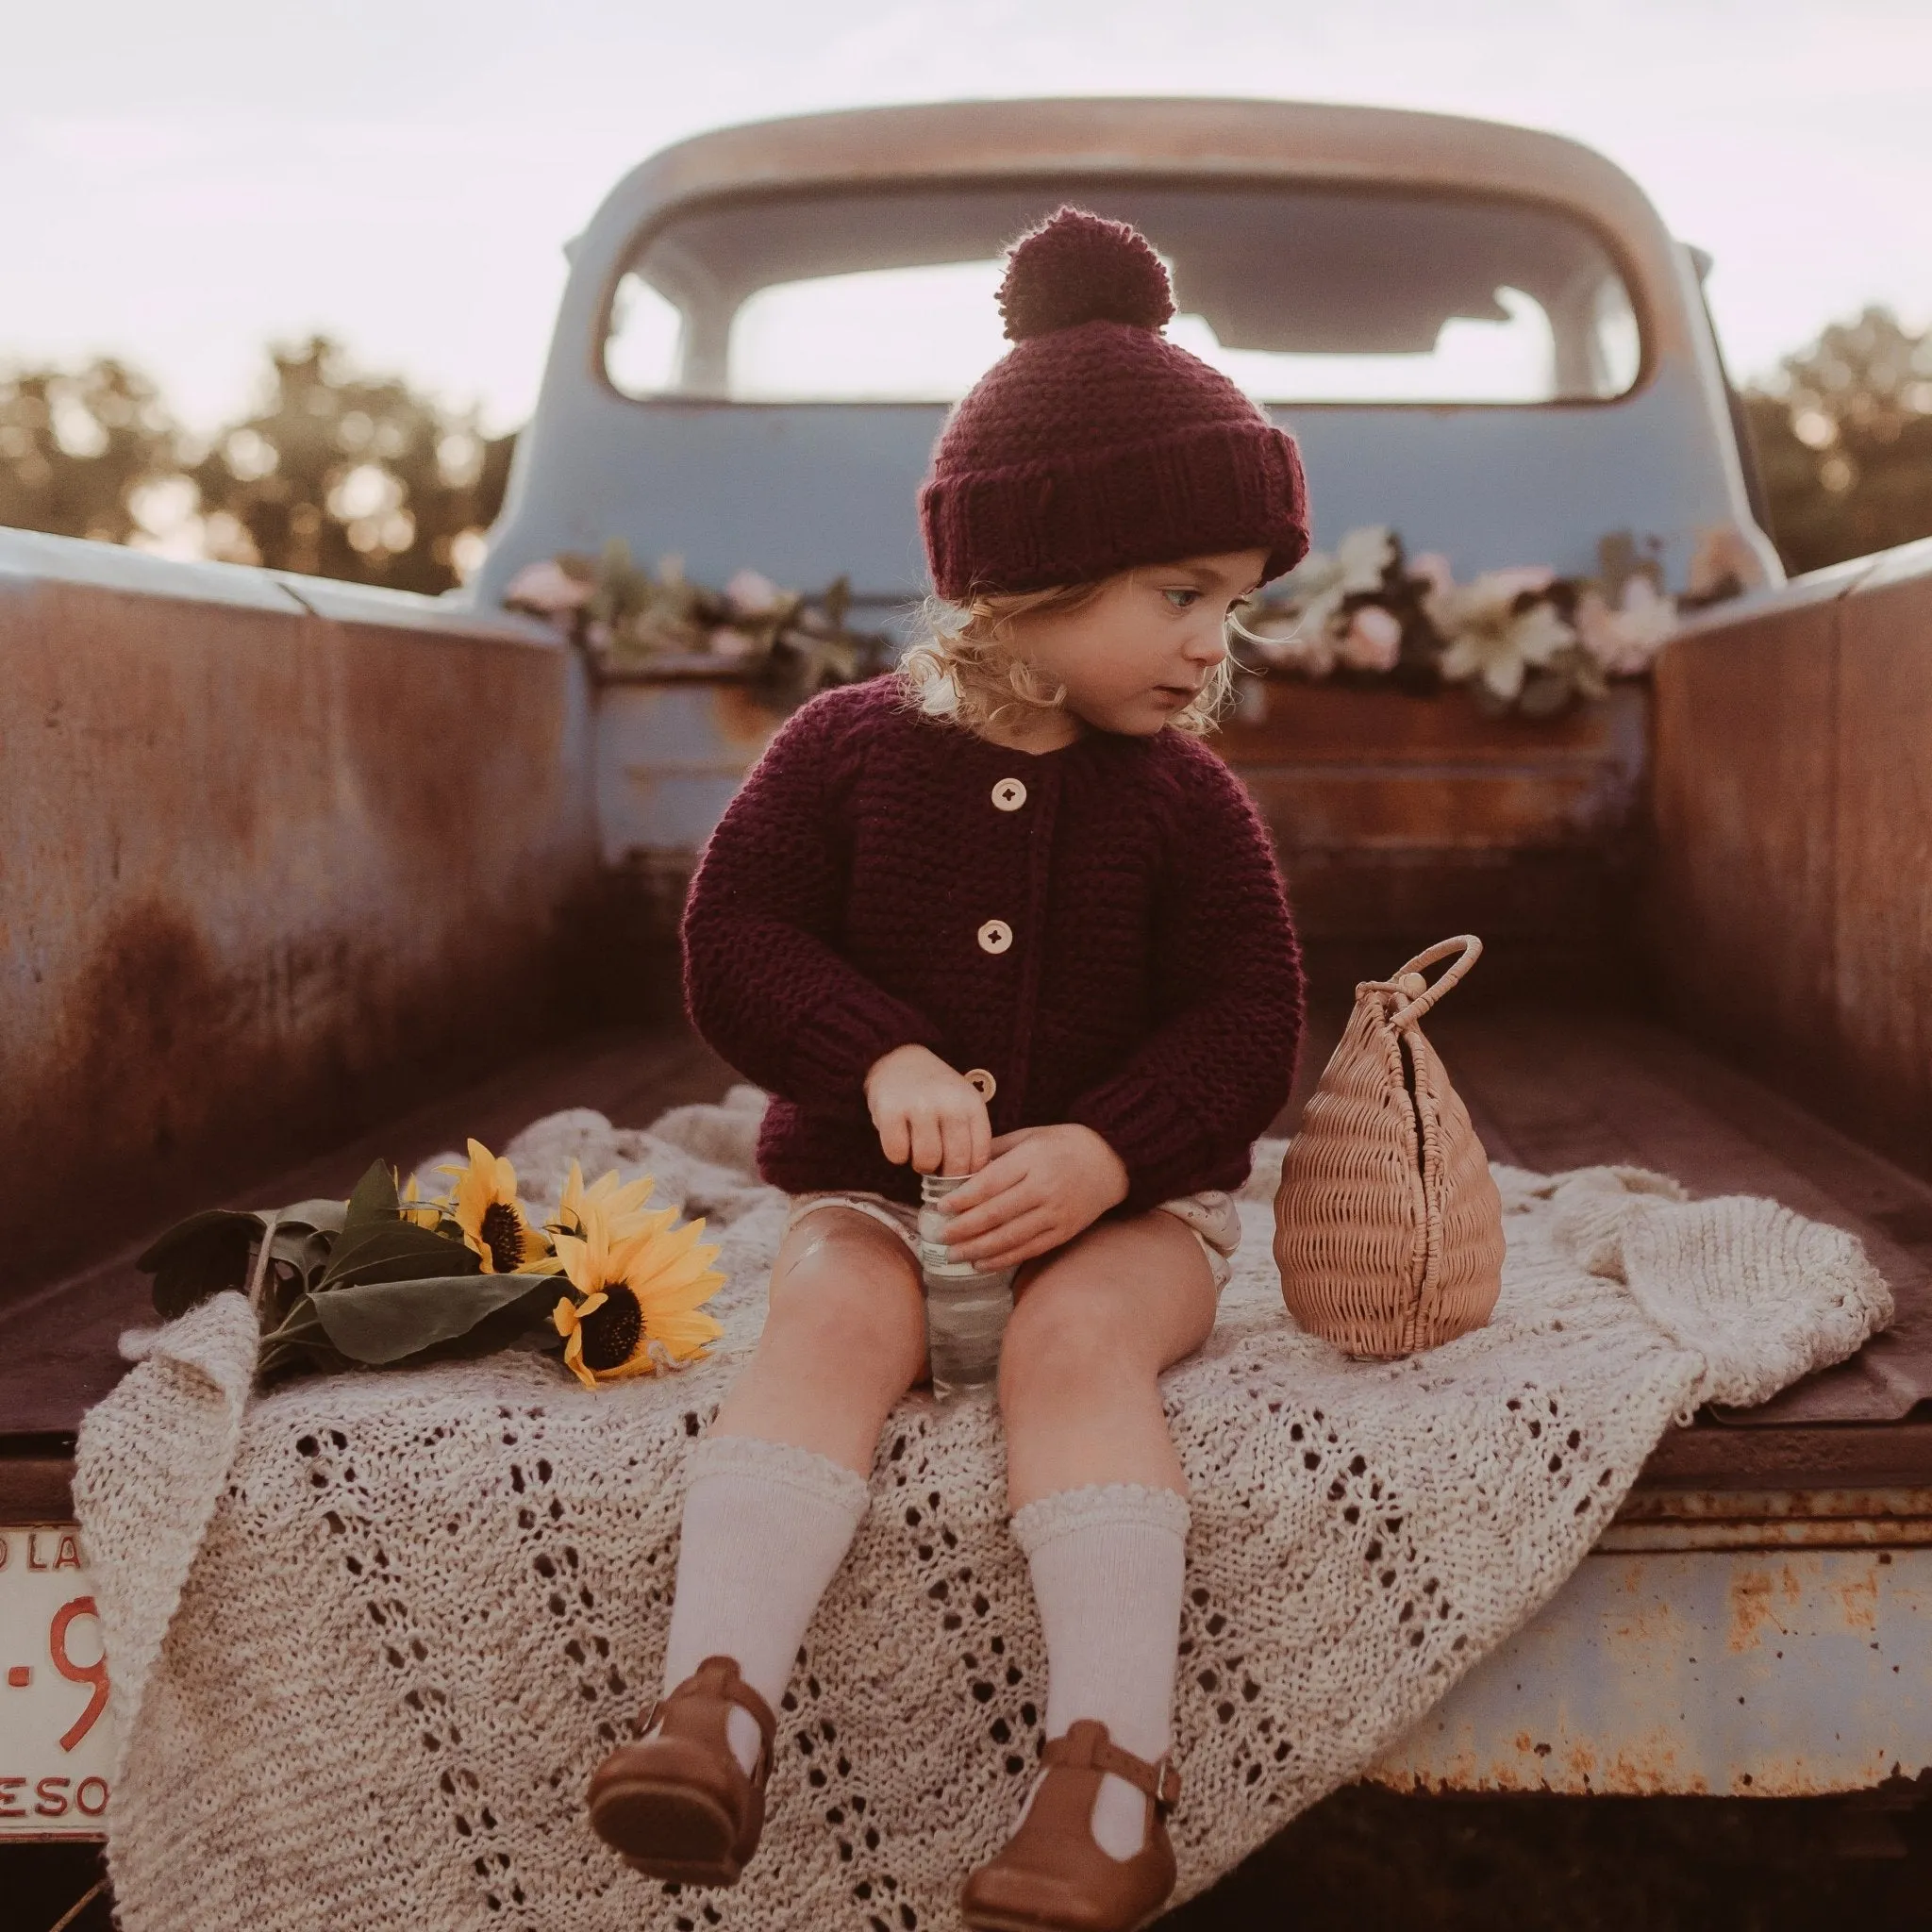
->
{"left": 1232, "top": 525, "right": 1757, "bottom": 716}
{"left": 505, "top": 525, "right": 1759, "bottom": 719}
{"left": 506, "top": 541, "right": 895, "bottom": 710}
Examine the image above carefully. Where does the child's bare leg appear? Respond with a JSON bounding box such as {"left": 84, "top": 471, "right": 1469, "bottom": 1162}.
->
{"left": 1000, "top": 1212, "right": 1217, "bottom": 1508}
{"left": 711, "top": 1208, "right": 928, "bottom": 1472}
{"left": 656, "top": 1210, "right": 925, "bottom": 1771}
{"left": 992, "top": 1215, "right": 1217, "bottom": 1861}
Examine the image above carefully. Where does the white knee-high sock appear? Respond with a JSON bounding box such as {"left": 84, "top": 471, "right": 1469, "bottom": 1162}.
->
{"left": 660, "top": 1433, "right": 871, "bottom": 1773}
{"left": 1011, "top": 1483, "right": 1191, "bottom": 1860}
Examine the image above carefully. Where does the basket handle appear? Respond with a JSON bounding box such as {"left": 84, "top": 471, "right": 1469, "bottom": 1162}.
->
{"left": 1381, "top": 935, "right": 1483, "bottom": 1029}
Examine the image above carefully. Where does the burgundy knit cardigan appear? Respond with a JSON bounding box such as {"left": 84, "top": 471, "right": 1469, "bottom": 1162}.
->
{"left": 680, "top": 679, "right": 1305, "bottom": 1213}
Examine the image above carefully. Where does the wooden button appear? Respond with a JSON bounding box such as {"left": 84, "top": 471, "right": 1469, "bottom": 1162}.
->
{"left": 976, "top": 919, "right": 1013, "bottom": 955}
{"left": 991, "top": 777, "right": 1027, "bottom": 812}
{"left": 963, "top": 1068, "right": 997, "bottom": 1101}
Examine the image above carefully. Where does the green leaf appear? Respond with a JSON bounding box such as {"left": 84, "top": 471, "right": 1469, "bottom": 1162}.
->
{"left": 318, "top": 1219, "right": 475, "bottom": 1291}
{"left": 137, "top": 1208, "right": 264, "bottom": 1275}
{"left": 259, "top": 1292, "right": 330, "bottom": 1349}
{"left": 139, "top": 1198, "right": 354, "bottom": 1322}
{"left": 306, "top": 1272, "right": 560, "bottom": 1365}
{"left": 341, "top": 1160, "right": 400, "bottom": 1240}
{"left": 141, "top": 1210, "right": 264, "bottom": 1319}
{"left": 277, "top": 1199, "right": 348, "bottom": 1235}
{"left": 255, "top": 1292, "right": 352, "bottom": 1384}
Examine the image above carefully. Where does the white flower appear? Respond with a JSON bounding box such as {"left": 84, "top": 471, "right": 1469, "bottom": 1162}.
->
{"left": 1238, "top": 608, "right": 1337, "bottom": 678}
{"left": 724, "top": 567, "right": 783, "bottom": 617}
{"left": 1576, "top": 577, "right": 1677, "bottom": 676}
{"left": 1270, "top": 546, "right": 1341, "bottom": 608}
{"left": 1431, "top": 575, "right": 1574, "bottom": 701}
{"left": 1335, "top": 525, "right": 1395, "bottom": 595}
{"left": 1240, "top": 544, "right": 1352, "bottom": 672}
{"left": 1483, "top": 564, "right": 1556, "bottom": 599}
{"left": 503, "top": 558, "right": 593, "bottom": 618}
{"left": 1338, "top": 604, "right": 1402, "bottom": 674}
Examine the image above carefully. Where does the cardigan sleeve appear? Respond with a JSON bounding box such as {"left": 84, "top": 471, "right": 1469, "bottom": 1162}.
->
{"left": 1064, "top": 748, "right": 1305, "bottom": 1211}
{"left": 681, "top": 692, "right": 946, "bottom": 1112}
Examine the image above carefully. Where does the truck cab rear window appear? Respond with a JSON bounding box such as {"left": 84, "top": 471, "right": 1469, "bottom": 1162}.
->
{"left": 605, "top": 182, "right": 1641, "bottom": 408}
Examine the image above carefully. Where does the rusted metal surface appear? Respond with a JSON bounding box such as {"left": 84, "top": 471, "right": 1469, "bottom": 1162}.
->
{"left": 1649, "top": 541, "right": 1932, "bottom": 1185}
{"left": 0, "top": 529, "right": 600, "bottom": 1297}
{"left": 1604, "top": 1489, "right": 1932, "bottom": 1551}
{"left": 1641, "top": 1422, "right": 1932, "bottom": 1492}
{"left": 1831, "top": 542, "right": 1932, "bottom": 1176}
{"left": 1221, "top": 682, "right": 1646, "bottom": 851}
{"left": 1221, "top": 683, "right": 1647, "bottom": 1006}
{"left": 1367, "top": 1546, "right": 1932, "bottom": 1795}
{"left": 1430, "top": 1004, "right": 1932, "bottom": 1427}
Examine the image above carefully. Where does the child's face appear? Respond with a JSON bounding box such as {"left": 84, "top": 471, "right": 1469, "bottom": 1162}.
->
{"left": 1009, "top": 548, "right": 1269, "bottom": 738}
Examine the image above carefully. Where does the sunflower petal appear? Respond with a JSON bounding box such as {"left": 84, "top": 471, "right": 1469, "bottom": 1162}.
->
{"left": 640, "top": 1268, "right": 726, "bottom": 1317}
{"left": 561, "top": 1331, "right": 599, "bottom": 1391}
{"left": 650, "top": 1311, "right": 724, "bottom": 1360}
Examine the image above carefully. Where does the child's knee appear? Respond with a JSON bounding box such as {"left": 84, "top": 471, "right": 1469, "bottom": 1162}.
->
{"left": 998, "top": 1277, "right": 1130, "bottom": 1410}
{"left": 763, "top": 1237, "right": 924, "bottom": 1386}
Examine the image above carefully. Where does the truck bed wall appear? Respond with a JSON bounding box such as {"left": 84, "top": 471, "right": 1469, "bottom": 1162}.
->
{"left": 0, "top": 532, "right": 601, "bottom": 1300}
{"left": 1647, "top": 540, "right": 1932, "bottom": 1183}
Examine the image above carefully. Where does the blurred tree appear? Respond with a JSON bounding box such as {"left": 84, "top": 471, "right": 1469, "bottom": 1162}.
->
{"left": 189, "top": 337, "right": 514, "bottom": 593}
{"left": 0, "top": 359, "right": 178, "bottom": 543}
{"left": 1744, "top": 306, "right": 1932, "bottom": 576}
{"left": 5, "top": 312, "right": 1925, "bottom": 592}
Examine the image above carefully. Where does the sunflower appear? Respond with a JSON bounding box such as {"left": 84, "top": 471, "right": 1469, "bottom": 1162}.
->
{"left": 440, "top": 1139, "right": 557, "bottom": 1275}
{"left": 398, "top": 1173, "right": 443, "bottom": 1231}
{"left": 553, "top": 1159, "right": 660, "bottom": 1246}
{"left": 551, "top": 1185, "right": 724, "bottom": 1388}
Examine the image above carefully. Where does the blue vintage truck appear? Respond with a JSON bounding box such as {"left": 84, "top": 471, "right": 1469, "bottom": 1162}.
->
{"left": 4, "top": 96, "right": 1930, "bottom": 1914}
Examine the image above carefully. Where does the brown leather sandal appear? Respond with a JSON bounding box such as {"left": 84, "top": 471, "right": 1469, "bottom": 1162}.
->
{"left": 960, "top": 1720, "right": 1182, "bottom": 1932}
{"left": 585, "top": 1655, "right": 776, "bottom": 1887}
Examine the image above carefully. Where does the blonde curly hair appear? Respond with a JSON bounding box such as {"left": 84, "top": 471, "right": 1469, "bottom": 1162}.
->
{"left": 897, "top": 576, "right": 1234, "bottom": 738}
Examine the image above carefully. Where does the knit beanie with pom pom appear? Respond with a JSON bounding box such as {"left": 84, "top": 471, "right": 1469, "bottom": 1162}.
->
{"left": 920, "top": 207, "right": 1310, "bottom": 601}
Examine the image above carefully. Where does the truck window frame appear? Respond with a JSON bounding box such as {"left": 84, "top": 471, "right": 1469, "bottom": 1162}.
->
{"left": 591, "top": 174, "right": 1660, "bottom": 416}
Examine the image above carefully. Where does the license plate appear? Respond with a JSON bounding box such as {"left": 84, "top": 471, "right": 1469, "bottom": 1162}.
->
{"left": 0, "top": 1524, "right": 115, "bottom": 1839}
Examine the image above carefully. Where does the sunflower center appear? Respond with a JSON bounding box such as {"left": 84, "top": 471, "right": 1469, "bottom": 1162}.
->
{"left": 479, "top": 1201, "right": 525, "bottom": 1274}
{"left": 580, "top": 1285, "right": 643, "bottom": 1372}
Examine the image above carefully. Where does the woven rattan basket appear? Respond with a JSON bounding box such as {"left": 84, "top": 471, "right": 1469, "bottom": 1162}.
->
{"left": 1274, "top": 936, "right": 1506, "bottom": 1359}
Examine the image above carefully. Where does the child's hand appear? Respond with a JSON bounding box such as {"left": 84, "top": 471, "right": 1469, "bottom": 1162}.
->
{"left": 936, "top": 1124, "right": 1129, "bottom": 1270}
{"left": 865, "top": 1044, "right": 992, "bottom": 1175}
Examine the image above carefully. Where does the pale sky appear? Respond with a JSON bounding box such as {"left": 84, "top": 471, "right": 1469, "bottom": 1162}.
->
{"left": 8, "top": 0, "right": 1931, "bottom": 434}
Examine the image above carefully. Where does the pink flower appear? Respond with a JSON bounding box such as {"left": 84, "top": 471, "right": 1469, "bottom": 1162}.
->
{"left": 1407, "top": 551, "right": 1455, "bottom": 599}
{"left": 1339, "top": 604, "right": 1402, "bottom": 674}
{"left": 1687, "top": 525, "right": 1761, "bottom": 601}
{"left": 724, "top": 568, "right": 784, "bottom": 617}
{"left": 503, "top": 558, "right": 594, "bottom": 618}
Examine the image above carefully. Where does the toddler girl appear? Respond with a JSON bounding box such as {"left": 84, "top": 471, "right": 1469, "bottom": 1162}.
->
{"left": 585, "top": 207, "right": 1307, "bottom": 1931}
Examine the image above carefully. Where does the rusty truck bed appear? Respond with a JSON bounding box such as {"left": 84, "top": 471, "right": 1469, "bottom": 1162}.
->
{"left": 5, "top": 1001, "right": 1929, "bottom": 1519}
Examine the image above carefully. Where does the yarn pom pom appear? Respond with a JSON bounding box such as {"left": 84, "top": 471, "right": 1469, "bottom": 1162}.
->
{"left": 997, "top": 208, "right": 1175, "bottom": 342}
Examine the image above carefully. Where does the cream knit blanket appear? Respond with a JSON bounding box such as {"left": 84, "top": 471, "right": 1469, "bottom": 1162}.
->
{"left": 75, "top": 1090, "right": 1890, "bottom": 1932}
